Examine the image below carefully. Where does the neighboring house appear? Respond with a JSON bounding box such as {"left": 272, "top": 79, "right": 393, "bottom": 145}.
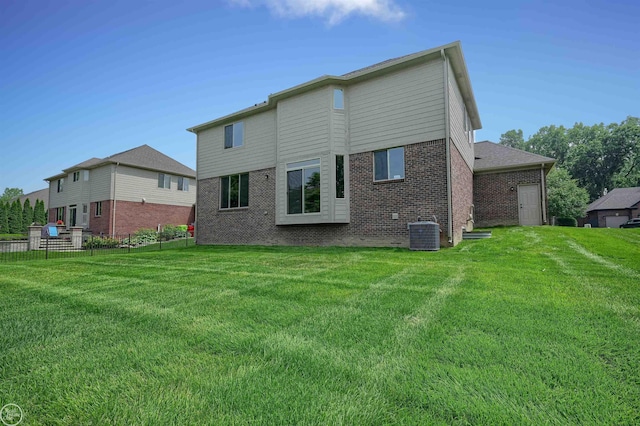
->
{"left": 473, "top": 141, "right": 555, "bottom": 227}
{"left": 45, "top": 145, "right": 196, "bottom": 236}
{"left": 585, "top": 187, "right": 640, "bottom": 228}
{"left": 19, "top": 188, "right": 49, "bottom": 211}
{"left": 189, "top": 41, "right": 481, "bottom": 247}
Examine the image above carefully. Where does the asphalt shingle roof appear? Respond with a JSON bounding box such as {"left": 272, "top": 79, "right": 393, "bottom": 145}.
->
{"left": 586, "top": 187, "right": 640, "bottom": 211}
{"left": 474, "top": 141, "right": 555, "bottom": 172}
{"left": 47, "top": 145, "right": 195, "bottom": 181}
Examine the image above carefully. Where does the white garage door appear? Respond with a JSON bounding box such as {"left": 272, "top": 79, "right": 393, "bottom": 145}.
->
{"left": 604, "top": 215, "right": 628, "bottom": 228}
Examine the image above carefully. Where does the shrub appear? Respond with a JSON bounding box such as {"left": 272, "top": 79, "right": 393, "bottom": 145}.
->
{"left": 126, "top": 228, "right": 158, "bottom": 245}
{"left": 159, "top": 225, "right": 188, "bottom": 241}
{"left": 83, "top": 237, "right": 120, "bottom": 249}
{"left": 556, "top": 217, "right": 578, "bottom": 227}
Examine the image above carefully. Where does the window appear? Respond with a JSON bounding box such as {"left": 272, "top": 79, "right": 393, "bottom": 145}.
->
{"left": 57, "top": 178, "right": 64, "bottom": 193}
{"left": 336, "top": 155, "right": 344, "bottom": 198}
{"left": 56, "top": 207, "right": 65, "bottom": 222}
{"left": 95, "top": 201, "right": 102, "bottom": 217}
{"left": 84, "top": 170, "right": 89, "bottom": 181}
{"left": 178, "top": 177, "right": 189, "bottom": 192}
{"left": 287, "top": 159, "right": 321, "bottom": 214}
{"left": 464, "top": 108, "right": 473, "bottom": 144}
{"left": 158, "top": 173, "right": 171, "bottom": 189}
{"left": 224, "top": 122, "right": 244, "bottom": 149}
{"left": 73, "top": 171, "right": 80, "bottom": 182}
{"left": 374, "top": 147, "right": 404, "bottom": 181}
{"left": 220, "top": 173, "right": 249, "bottom": 209}
{"left": 333, "top": 88, "right": 344, "bottom": 109}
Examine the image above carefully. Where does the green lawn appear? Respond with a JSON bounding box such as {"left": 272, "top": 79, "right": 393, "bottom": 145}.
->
{"left": 1, "top": 227, "right": 639, "bottom": 425}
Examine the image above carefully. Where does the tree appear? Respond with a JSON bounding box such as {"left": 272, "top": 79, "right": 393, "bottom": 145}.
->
{"left": 546, "top": 168, "right": 589, "bottom": 219}
{"left": 0, "top": 187, "right": 24, "bottom": 204}
{"left": 499, "top": 129, "right": 525, "bottom": 149}
{"left": 33, "top": 199, "right": 47, "bottom": 225}
{"left": 22, "top": 198, "right": 33, "bottom": 232}
{"left": 611, "top": 116, "right": 640, "bottom": 188}
{"left": 8, "top": 199, "right": 23, "bottom": 233}
{"left": 0, "top": 202, "right": 8, "bottom": 234}
{"left": 526, "top": 125, "right": 570, "bottom": 164}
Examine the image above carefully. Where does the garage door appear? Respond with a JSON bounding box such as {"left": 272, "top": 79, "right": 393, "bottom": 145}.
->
{"left": 604, "top": 215, "right": 628, "bottom": 228}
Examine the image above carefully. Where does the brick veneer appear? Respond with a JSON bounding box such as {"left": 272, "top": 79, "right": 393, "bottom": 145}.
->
{"left": 473, "top": 169, "right": 545, "bottom": 227}
{"left": 197, "top": 139, "right": 454, "bottom": 247}
{"left": 50, "top": 201, "right": 195, "bottom": 236}
{"left": 450, "top": 141, "right": 473, "bottom": 243}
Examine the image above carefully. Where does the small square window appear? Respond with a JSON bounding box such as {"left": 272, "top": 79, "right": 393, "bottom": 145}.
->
{"left": 224, "top": 122, "right": 244, "bottom": 149}
{"left": 374, "top": 147, "right": 404, "bottom": 181}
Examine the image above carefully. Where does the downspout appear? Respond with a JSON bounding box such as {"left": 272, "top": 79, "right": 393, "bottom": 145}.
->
{"left": 540, "top": 164, "right": 547, "bottom": 224}
{"left": 112, "top": 162, "right": 119, "bottom": 237}
{"left": 194, "top": 132, "right": 199, "bottom": 243}
{"left": 441, "top": 49, "right": 453, "bottom": 244}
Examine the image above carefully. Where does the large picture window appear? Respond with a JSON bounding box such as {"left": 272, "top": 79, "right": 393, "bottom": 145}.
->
{"left": 374, "top": 147, "right": 404, "bottom": 181}
{"left": 224, "top": 122, "right": 244, "bottom": 149}
{"left": 287, "top": 159, "right": 320, "bottom": 214}
{"left": 220, "top": 173, "right": 249, "bottom": 209}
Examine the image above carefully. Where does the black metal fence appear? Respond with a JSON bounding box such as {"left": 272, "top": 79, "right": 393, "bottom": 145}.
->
{"left": 0, "top": 232, "right": 195, "bottom": 262}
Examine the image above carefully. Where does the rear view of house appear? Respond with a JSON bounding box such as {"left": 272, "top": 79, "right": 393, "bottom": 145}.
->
{"left": 189, "top": 41, "right": 481, "bottom": 247}
{"left": 45, "top": 145, "right": 196, "bottom": 236}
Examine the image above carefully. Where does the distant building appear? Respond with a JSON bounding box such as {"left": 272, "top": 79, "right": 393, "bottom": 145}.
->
{"left": 45, "top": 145, "right": 196, "bottom": 235}
{"left": 585, "top": 187, "right": 640, "bottom": 227}
{"left": 19, "top": 188, "right": 49, "bottom": 211}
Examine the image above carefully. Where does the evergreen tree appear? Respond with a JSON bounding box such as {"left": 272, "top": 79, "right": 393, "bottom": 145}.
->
{"left": 0, "top": 202, "right": 9, "bottom": 234}
{"left": 8, "top": 199, "right": 23, "bottom": 233}
{"left": 22, "top": 198, "right": 33, "bottom": 232}
{"left": 33, "top": 199, "right": 47, "bottom": 225}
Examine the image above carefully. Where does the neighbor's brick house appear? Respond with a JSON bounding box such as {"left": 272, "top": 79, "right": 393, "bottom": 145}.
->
{"left": 584, "top": 187, "right": 640, "bottom": 228}
{"left": 189, "top": 42, "right": 553, "bottom": 248}
{"left": 45, "top": 145, "right": 195, "bottom": 235}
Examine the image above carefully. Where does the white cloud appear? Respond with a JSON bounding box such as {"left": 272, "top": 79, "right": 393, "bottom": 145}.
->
{"left": 230, "top": 0, "right": 406, "bottom": 25}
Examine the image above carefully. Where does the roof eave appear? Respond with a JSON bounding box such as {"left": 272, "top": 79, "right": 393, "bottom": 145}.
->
{"left": 474, "top": 160, "right": 556, "bottom": 174}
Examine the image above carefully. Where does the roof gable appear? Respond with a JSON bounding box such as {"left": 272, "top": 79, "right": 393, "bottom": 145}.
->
{"left": 586, "top": 187, "right": 640, "bottom": 211}
{"left": 473, "top": 141, "right": 555, "bottom": 172}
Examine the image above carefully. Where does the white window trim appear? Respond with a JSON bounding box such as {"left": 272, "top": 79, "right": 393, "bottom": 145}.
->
{"left": 224, "top": 121, "right": 244, "bottom": 149}
{"left": 373, "top": 147, "right": 405, "bottom": 182}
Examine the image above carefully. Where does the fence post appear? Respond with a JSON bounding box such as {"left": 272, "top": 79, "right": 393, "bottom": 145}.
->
{"left": 45, "top": 237, "right": 49, "bottom": 260}
{"left": 90, "top": 236, "right": 94, "bottom": 256}
{"left": 128, "top": 234, "right": 131, "bottom": 254}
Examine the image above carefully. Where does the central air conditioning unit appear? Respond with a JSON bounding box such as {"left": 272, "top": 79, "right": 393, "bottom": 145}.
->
{"left": 409, "top": 221, "right": 440, "bottom": 251}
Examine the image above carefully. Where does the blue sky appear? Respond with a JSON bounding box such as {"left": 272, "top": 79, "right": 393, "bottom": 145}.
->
{"left": 1, "top": 0, "right": 638, "bottom": 194}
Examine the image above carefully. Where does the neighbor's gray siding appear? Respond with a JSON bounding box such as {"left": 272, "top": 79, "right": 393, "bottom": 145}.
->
{"left": 197, "top": 109, "right": 277, "bottom": 179}
{"left": 89, "top": 165, "right": 114, "bottom": 202}
{"left": 447, "top": 60, "right": 474, "bottom": 169}
{"left": 114, "top": 165, "right": 196, "bottom": 206}
{"left": 349, "top": 60, "right": 445, "bottom": 154}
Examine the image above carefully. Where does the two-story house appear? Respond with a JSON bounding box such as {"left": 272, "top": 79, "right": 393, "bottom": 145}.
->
{"left": 188, "top": 41, "right": 483, "bottom": 247}
{"left": 45, "top": 145, "right": 196, "bottom": 236}
{"left": 190, "top": 41, "right": 554, "bottom": 247}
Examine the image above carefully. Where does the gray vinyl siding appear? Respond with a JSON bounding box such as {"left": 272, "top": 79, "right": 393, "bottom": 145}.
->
{"left": 349, "top": 60, "right": 445, "bottom": 154}
{"left": 198, "top": 109, "right": 277, "bottom": 179}
{"left": 277, "top": 87, "right": 330, "bottom": 162}
{"left": 114, "top": 165, "right": 196, "bottom": 206}
{"left": 89, "top": 165, "right": 113, "bottom": 202}
{"left": 447, "top": 61, "right": 474, "bottom": 169}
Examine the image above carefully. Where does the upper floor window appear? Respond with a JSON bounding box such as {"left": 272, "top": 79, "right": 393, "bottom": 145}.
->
{"left": 374, "top": 147, "right": 404, "bottom": 181}
{"left": 224, "top": 122, "right": 244, "bottom": 149}
{"left": 178, "top": 177, "right": 189, "bottom": 192}
{"left": 84, "top": 170, "right": 89, "bottom": 181}
{"left": 464, "top": 108, "right": 473, "bottom": 144}
{"left": 73, "top": 171, "right": 80, "bottom": 182}
{"left": 57, "top": 178, "right": 64, "bottom": 193}
{"left": 287, "top": 159, "right": 321, "bottom": 215}
{"left": 220, "top": 173, "right": 249, "bottom": 209}
{"left": 333, "top": 88, "right": 344, "bottom": 109}
{"left": 158, "top": 173, "right": 171, "bottom": 189}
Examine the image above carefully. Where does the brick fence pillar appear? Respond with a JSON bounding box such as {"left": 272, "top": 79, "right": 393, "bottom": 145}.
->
{"left": 28, "top": 225, "right": 42, "bottom": 250}
{"left": 70, "top": 227, "right": 84, "bottom": 249}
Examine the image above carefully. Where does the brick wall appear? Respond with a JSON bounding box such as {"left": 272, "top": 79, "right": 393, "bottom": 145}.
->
{"left": 473, "top": 169, "right": 543, "bottom": 227}
{"left": 109, "top": 200, "right": 194, "bottom": 236}
{"left": 450, "top": 140, "right": 473, "bottom": 244}
{"left": 197, "top": 139, "right": 453, "bottom": 247}
{"left": 90, "top": 200, "right": 113, "bottom": 235}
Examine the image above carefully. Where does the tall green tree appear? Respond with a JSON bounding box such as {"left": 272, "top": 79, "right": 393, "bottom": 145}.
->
{"left": 546, "top": 168, "right": 589, "bottom": 219}
{"left": 499, "top": 129, "right": 525, "bottom": 149}
{"left": 33, "top": 199, "right": 47, "bottom": 225}
{"left": 611, "top": 116, "right": 640, "bottom": 188}
{"left": 22, "top": 198, "right": 33, "bottom": 232}
{"left": 8, "top": 199, "right": 23, "bottom": 233}
{"left": 0, "top": 202, "right": 9, "bottom": 234}
{"left": 0, "top": 187, "right": 24, "bottom": 204}
{"left": 526, "top": 125, "right": 570, "bottom": 164}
